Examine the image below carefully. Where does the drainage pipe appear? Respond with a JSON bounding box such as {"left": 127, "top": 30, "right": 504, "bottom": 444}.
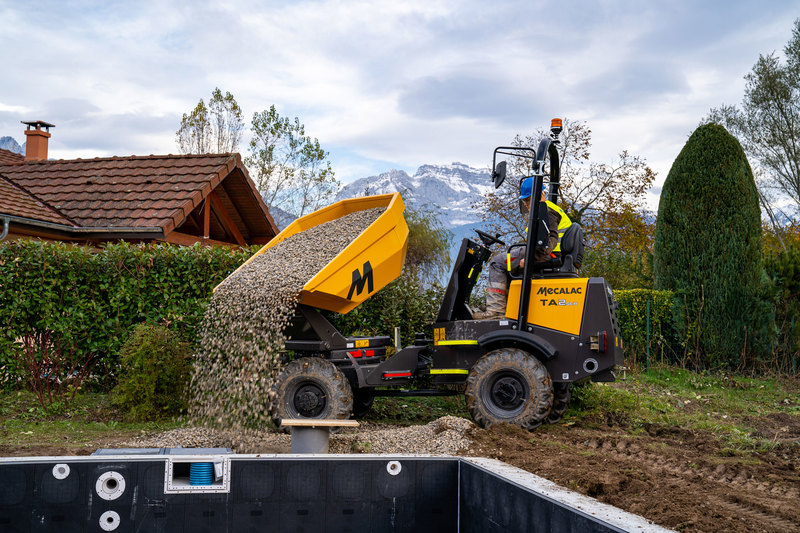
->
{"left": 0, "top": 216, "right": 9, "bottom": 242}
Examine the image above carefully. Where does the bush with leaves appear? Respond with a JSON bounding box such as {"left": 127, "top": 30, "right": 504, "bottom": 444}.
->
{"left": 654, "top": 124, "right": 768, "bottom": 369}
{"left": 0, "top": 240, "right": 254, "bottom": 392}
{"left": 764, "top": 245, "right": 800, "bottom": 372}
{"left": 112, "top": 323, "right": 191, "bottom": 420}
{"left": 614, "top": 289, "right": 681, "bottom": 367}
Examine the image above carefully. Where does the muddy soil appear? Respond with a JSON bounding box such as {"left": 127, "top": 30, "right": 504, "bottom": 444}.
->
{"left": 466, "top": 420, "right": 800, "bottom": 532}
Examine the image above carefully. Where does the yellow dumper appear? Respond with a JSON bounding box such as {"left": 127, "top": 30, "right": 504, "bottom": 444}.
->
{"left": 228, "top": 123, "right": 624, "bottom": 430}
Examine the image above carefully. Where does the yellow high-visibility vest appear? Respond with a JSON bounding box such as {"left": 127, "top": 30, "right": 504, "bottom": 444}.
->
{"left": 545, "top": 200, "right": 572, "bottom": 253}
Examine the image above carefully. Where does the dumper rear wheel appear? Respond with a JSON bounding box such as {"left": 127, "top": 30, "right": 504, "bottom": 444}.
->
{"left": 270, "top": 357, "right": 353, "bottom": 431}
{"left": 545, "top": 383, "right": 571, "bottom": 424}
{"left": 465, "top": 348, "right": 553, "bottom": 430}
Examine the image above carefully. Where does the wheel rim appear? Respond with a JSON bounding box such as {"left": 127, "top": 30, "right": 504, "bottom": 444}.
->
{"left": 483, "top": 370, "right": 529, "bottom": 418}
{"left": 292, "top": 382, "right": 327, "bottom": 417}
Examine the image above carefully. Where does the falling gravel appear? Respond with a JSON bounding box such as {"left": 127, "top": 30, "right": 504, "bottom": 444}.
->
{"left": 190, "top": 207, "right": 385, "bottom": 435}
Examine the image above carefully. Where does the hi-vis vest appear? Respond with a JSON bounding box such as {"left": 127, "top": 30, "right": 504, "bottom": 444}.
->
{"left": 545, "top": 200, "right": 572, "bottom": 253}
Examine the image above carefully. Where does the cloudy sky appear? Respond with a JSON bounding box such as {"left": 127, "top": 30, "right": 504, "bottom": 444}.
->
{"left": 1, "top": 0, "right": 797, "bottom": 208}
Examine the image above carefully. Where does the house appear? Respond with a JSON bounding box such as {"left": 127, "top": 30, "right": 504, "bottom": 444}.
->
{"left": 0, "top": 121, "right": 278, "bottom": 246}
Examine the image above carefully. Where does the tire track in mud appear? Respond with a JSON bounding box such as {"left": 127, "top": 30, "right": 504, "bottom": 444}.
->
{"left": 708, "top": 494, "right": 800, "bottom": 533}
{"left": 582, "top": 437, "right": 799, "bottom": 500}
{"left": 579, "top": 436, "right": 800, "bottom": 529}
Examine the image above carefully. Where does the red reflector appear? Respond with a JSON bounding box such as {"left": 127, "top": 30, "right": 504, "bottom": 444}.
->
{"left": 383, "top": 372, "right": 412, "bottom": 378}
{"left": 348, "top": 350, "right": 362, "bottom": 358}
{"left": 365, "top": 350, "right": 375, "bottom": 357}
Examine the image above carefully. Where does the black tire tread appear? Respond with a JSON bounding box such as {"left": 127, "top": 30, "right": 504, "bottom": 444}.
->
{"left": 269, "top": 357, "right": 353, "bottom": 432}
{"left": 545, "top": 382, "right": 571, "bottom": 424}
{"left": 465, "top": 347, "right": 553, "bottom": 430}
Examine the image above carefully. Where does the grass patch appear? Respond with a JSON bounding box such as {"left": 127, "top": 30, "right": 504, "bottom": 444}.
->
{"left": 568, "top": 365, "right": 800, "bottom": 454}
{"left": 0, "top": 390, "right": 183, "bottom": 449}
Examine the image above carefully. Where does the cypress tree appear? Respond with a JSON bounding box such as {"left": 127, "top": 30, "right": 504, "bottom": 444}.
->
{"left": 653, "top": 124, "right": 763, "bottom": 367}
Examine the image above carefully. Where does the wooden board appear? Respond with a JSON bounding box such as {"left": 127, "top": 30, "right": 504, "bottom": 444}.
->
{"left": 280, "top": 418, "right": 360, "bottom": 428}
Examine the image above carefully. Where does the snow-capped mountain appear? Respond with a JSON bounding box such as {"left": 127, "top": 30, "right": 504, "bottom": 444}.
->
{"left": 0, "top": 136, "right": 24, "bottom": 155}
{"left": 335, "top": 162, "right": 493, "bottom": 228}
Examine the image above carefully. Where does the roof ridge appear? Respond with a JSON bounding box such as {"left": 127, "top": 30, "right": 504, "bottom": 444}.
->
{"left": 17, "top": 152, "right": 238, "bottom": 164}
{"left": 0, "top": 174, "right": 79, "bottom": 226}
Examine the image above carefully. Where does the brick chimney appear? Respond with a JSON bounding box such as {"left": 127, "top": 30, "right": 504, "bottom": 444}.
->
{"left": 21, "top": 120, "right": 55, "bottom": 161}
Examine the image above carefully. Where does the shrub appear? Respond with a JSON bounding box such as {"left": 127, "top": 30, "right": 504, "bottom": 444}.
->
{"left": 112, "top": 323, "right": 191, "bottom": 420}
{"left": 614, "top": 289, "right": 680, "bottom": 367}
{"left": 764, "top": 246, "right": 800, "bottom": 372}
{"left": 0, "top": 241, "right": 254, "bottom": 388}
{"left": 653, "top": 124, "right": 766, "bottom": 368}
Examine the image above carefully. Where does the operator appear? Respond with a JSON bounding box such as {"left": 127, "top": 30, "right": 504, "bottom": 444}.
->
{"left": 482, "top": 178, "right": 572, "bottom": 319}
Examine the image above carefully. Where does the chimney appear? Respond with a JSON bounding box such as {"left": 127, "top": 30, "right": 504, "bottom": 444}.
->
{"left": 21, "top": 120, "right": 55, "bottom": 161}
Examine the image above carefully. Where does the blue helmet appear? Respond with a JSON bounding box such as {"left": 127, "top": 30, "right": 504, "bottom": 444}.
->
{"left": 520, "top": 178, "right": 547, "bottom": 200}
{"left": 520, "top": 177, "right": 533, "bottom": 200}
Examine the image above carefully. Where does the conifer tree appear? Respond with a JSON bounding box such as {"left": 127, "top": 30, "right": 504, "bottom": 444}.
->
{"left": 654, "top": 124, "right": 764, "bottom": 367}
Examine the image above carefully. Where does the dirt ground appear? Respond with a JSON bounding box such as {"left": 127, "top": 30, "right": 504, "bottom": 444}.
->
{"left": 466, "top": 417, "right": 800, "bottom": 533}
{"left": 3, "top": 414, "right": 799, "bottom": 532}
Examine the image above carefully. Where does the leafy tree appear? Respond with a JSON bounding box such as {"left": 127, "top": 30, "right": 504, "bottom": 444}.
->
{"left": 653, "top": 124, "right": 765, "bottom": 368}
{"left": 246, "top": 105, "right": 339, "bottom": 219}
{"left": 176, "top": 88, "right": 244, "bottom": 154}
{"left": 403, "top": 205, "right": 453, "bottom": 286}
{"left": 705, "top": 19, "right": 800, "bottom": 247}
{"left": 474, "top": 119, "right": 655, "bottom": 288}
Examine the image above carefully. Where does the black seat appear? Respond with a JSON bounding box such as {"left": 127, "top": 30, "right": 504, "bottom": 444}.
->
{"left": 533, "top": 222, "right": 585, "bottom": 277}
{"left": 559, "top": 223, "right": 585, "bottom": 274}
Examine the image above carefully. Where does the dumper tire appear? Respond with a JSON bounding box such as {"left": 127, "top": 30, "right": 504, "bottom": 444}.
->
{"left": 465, "top": 348, "right": 553, "bottom": 430}
{"left": 270, "top": 357, "right": 353, "bottom": 432}
{"left": 545, "top": 383, "right": 571, "bottom": 424}
{"left": 352, "top": 390, "right": 375, "bottom": 418}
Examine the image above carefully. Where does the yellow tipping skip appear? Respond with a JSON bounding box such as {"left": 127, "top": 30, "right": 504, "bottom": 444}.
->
{"left": 215, "top": 193, "right": 409, "bottom": 314}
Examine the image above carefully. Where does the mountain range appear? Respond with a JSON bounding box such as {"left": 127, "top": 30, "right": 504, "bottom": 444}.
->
{"left": 0, "top": 136, "right": 24, "bottom": 155}
{"left": 335, "top": 162, "right": 492, "bottom": 229}
{"left": 335, "top": 162, "right": 496, "bottom": 272}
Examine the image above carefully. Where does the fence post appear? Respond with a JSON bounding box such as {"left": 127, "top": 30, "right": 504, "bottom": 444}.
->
{"left": 793, "top": 317, "right": 797, "bottom": 375}
{"left": 646, "top": 298, "right": 650, "bottom": 372}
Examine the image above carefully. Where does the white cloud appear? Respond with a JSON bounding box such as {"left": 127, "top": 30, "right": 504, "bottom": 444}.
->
{"left": 0, "top": 0, "right": 797, "bottom": 192}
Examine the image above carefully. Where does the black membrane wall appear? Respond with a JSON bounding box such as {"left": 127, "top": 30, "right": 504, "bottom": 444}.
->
{"left": 0, "top": 456, "right": 640, "bottom": 532}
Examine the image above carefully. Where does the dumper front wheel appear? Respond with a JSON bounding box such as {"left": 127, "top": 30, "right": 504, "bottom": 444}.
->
{"left": 465, "top": 348, "right": 553, "bottom": 430}
{"left": 270, "top": 357, "right": 353, "bottom": 431}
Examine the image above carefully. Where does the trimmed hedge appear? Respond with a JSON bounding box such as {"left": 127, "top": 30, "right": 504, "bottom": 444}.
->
{"left": 614, "top": 289, "right": 679, "bottom": 366}
{"left": 0, "top": 240, "right": 254, "bottom": 388}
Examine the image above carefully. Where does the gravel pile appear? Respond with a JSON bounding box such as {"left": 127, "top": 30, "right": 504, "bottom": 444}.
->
{"left": 190, "top": 207, "right": 384, "bottom": 432}
{"left": 121, "top": 416, "right": 476, "bottom": 455}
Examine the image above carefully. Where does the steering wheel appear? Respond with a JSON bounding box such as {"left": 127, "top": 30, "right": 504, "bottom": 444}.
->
{"left": 475, "top": 230, "right": 506, "bottom": 247}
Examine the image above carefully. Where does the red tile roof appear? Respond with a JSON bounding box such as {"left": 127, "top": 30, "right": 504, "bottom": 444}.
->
{"left": 0, "top": 148, "right": 23, "bottom": 165}
{"left": 0, "top": 153, "right": 276, "bottom": 238}
{"left": 0, "top": 175, "right": 73, "bottom": 225}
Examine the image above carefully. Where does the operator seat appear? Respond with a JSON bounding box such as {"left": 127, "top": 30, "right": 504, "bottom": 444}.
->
{"left": 534, "top": 222, "right": 585, "bottom": 278}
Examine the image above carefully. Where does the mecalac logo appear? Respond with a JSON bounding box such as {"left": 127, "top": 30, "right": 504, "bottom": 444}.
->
{"left": 347, "top": 261, "right": 374, "bottom": 300}
{"left": 537, "top": 286, "right": 583, "bottom": 295}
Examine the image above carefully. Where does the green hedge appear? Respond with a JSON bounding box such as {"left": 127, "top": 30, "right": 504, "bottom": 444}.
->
{"left": 0, "top": 240, "right": 254, "bottom": 388}
{"left": 614, "top": 289, "right": 679, "bottom": 366}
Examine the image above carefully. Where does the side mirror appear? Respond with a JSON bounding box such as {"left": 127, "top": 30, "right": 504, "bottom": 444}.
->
{"left": 492, "top": 161, "right": 506, "bottom": 189}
